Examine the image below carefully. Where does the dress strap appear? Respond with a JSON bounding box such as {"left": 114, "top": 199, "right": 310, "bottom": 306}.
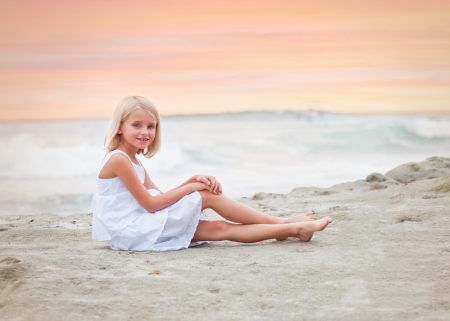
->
{"left": 99, "top": 149, "right": 134, "bottom": 170}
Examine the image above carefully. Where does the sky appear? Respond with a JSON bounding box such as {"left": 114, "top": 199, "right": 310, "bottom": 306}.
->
{"left": 0, "top": 0, "right": 449, "bottom": 120}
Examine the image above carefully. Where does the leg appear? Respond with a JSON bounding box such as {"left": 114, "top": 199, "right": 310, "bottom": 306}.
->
{"left": 191, "top": 217, "right": 332, "bottom": 243}
{"left": 285, "top": 211, "right": 317, "bottom": 223}
{"left": 199, "top": 191, "right": 283, "bottom": 224}
{"left": 199, "top": 191, "right": 317, "bottom": 225}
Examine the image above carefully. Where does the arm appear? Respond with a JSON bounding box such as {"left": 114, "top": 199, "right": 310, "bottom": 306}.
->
{"left": 167, "top": 175, "right": 222, "bottom": 195}
{"left": 143, "top": 168, "right": 162, "bottom": 192}
{"left": 108, "top": 154, "right": 208, "bottom": 213}
{"left": 166, "top": 176, "right": 197, "bottom": 191}
{"left": 142, "top": 166, "right": 215, "bottom": 194}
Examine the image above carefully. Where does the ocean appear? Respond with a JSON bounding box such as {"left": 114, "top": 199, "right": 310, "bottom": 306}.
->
{"left": 0, "top": 111, "right": 449, "bottom": 215}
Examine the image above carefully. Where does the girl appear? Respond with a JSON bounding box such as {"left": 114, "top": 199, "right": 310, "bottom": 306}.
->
{"left": 92, "top": 96, "right": 332, "bottom": 251}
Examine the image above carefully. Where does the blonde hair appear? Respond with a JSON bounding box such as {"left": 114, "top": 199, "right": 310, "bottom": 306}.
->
{"left": 104, "top": 96, "right": 161, "bottom": 158}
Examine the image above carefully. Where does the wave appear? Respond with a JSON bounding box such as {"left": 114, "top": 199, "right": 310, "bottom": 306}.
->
{"left": 321, "top": 117, "right": 450, "bottom": 151}
{"left": 0, "top": 114, "right": 449, "bottom": 180}
{"left": 404, "top": 118, "right": 450, "bottom": 139}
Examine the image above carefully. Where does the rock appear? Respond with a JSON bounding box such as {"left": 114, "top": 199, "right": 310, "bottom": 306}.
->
{"left": 251, "top": 192, "right": 283, "bottom": 200}
{"left": 431, "top": 174, "right": 450, "bottom": 193}
{"left": 369, "top": 183, "right": 388, "bottom": 191}
{"left": 252, "top": 192, "right": 269, "bottom": 200}
{"left": 366, "top": 172, "right": 386, "bottom": 183}
{"left": 385, "top": 157, "right": 450, "bottom": 184}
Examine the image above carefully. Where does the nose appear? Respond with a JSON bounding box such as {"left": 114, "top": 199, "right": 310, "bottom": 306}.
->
{"left": 140, "top": 127, "right": 149, "bottom": 136}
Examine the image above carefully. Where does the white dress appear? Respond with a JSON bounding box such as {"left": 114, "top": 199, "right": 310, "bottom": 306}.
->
{"left": 92, "top": 150, "right": 208, "bottom": 251}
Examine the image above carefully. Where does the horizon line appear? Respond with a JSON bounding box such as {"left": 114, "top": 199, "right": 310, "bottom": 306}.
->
{"left": 1, "top": 109, "right": 450, "bottom": 123}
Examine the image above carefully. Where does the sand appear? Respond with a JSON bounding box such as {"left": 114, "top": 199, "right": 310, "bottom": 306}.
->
{"left": 1, "top": 157, "right": 449, "bottom": 320}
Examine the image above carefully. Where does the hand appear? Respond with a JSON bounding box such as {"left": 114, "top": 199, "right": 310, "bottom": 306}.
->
{"left": 194, "top": 175, "right": 222, "bottom": 195}
{"left": 190, "top": 182, "right": 210, "bottom": 192}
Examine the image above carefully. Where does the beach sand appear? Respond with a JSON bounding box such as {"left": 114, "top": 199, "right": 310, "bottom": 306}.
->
{"left": 1, "top": 157, "right": 449, "bottom": 320}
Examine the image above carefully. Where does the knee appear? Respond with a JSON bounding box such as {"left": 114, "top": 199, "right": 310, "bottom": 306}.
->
{"left": 199, "top": 191, "right": 223, "bottom": 209}
{"left": 210, "top": 221, "right": 229, "bottom": 237}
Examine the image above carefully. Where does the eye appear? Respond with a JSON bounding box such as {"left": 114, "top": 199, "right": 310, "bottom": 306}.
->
{"left": 133, "top": 123, "right": 139, "bottom": 127}
{"left": 148, "top": 125, "right": 155, "bottom": 129}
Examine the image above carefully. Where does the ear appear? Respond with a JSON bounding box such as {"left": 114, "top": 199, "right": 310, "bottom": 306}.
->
{"left": 117, "top": 125, "right": 122, "bottom": 135}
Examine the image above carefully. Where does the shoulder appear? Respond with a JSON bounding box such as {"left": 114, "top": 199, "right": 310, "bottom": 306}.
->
{"left": 103, "top": 152, "right": 134, "bottom": 173}
{"left": 99, "top": 152, "right": 134, "bottom": 179}
{"left": 108, "top": 152, "right": 131, "bottom": 164}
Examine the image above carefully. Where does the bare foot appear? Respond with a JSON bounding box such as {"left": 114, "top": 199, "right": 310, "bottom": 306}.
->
{"left": 284, "top": 211, "right": 317, "bottom": 224}
{"left": 295, "top": 216, "right": 332, "bottom": 242}
{"left": 277, "top": 211, "right": 317, "bottom": 240}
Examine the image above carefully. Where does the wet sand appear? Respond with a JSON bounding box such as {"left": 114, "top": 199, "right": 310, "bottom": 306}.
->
{"left": 1, "top": 157, "right": 450, "bottom": 320}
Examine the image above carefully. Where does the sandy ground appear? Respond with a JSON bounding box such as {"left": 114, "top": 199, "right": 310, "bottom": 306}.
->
{"left": 1, "top": 157, "right": 450, "bottom": 320}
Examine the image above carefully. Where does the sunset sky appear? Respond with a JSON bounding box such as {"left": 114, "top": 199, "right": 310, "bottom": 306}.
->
{"left": 0, "top": 0, "right": 449, "bottom": 120}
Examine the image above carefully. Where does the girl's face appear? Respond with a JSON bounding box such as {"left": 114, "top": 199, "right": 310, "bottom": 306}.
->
{"left": 117, "top": 108, "right": 157, "bottom": 152}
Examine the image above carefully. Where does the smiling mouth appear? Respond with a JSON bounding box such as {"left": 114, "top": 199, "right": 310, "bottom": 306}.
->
{"left": 137, "top": 138, "right": 149, "bottom": 142}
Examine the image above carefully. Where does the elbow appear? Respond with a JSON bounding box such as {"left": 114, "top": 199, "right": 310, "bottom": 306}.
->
{"left": 141, "top": 193, "right": 165, "bottom": 213}
{"left": 142, "top": 197, "right": 158, "bottom": 213}
{"left": 144, "top": 204, "right": 157, "bottom": 213}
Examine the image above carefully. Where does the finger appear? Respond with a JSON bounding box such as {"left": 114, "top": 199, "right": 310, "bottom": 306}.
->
{"left": 200, "top": 177, "right": 210, "bottom": 185}
{"left": 214, "top": 181, "right": 220, "bottom": 194}
{"left": 209, "top": 178, "right": 217, "bottom": 193}
{"left": 214, "top": 180, "right": 220, "bottom": 194}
